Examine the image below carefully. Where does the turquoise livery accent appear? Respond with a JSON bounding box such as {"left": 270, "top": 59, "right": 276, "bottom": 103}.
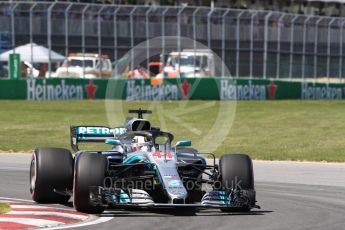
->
{"left": 123, "top": 155, "right": 145, "bottom": 164}
{"left": 123, "top": 154, "right": 155, "bottom": 172}
{"left": 218, "top": 191, "right": 229, "bottom": 205}
{"left": 176, "top": 140, "right": 192, "bottom": 147}
{"left": 105, "top": 139, "right": 121, "bottom": 145}
{"left": 119, "top": 191, "right": 130, "bottom": 203}
{"left": 168, "top": 180, "right": 181, "bottom": 187}
{"left": 112, "top": 190, "right": 130, "bottom": 204}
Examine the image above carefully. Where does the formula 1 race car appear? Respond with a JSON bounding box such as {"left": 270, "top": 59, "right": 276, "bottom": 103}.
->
{"left": 30, "top": 109, "right": 259, "bottom": 214}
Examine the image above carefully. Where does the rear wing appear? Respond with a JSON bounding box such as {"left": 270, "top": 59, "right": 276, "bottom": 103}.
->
{"left": 70, "top": 125, "right": 126, "bottom": 151}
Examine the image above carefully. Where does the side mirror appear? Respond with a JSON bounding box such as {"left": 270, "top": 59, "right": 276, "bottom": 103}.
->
{"left": 176, "top": 140, "right": 192, "bottom": 147}
{"left": 105, "top": 139, "right": 121, "bottom": 145}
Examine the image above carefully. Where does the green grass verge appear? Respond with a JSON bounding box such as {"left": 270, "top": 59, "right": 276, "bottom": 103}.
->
{"left": 0, "top": 203, "right": 10, "bottom": 214}
{"left": 1, "top": 100, "right": 345, "bottom": 162}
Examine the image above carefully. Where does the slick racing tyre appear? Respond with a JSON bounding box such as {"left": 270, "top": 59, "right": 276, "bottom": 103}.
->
{"left": 30, "top": 148, "right": 73, "bottom": 203}
{"left": 73, "top": 153, "right": 106, "bottom": 214}
{"left": 219, "top": 154, "right": 255, "bottom": 212}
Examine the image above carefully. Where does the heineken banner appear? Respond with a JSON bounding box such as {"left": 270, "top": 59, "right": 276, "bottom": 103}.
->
{"left": 0, "top": 78, "right": 344, "bottom": 100}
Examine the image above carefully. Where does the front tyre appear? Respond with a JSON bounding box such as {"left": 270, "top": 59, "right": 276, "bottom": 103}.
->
{"left": 219, "top": 154, "right": 255, "bottom": 212}
{"left": 73, "top": 153, "right": 106, "bottom": 214}
{"left": 30, "top": 148, "right": 73, "bottom": 203}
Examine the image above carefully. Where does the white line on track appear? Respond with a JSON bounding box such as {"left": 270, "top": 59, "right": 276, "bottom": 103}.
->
{"left": 8, "top": 211, "right": 87, "bottom": 220}
{"left": 0, "top": 218, "right": 63, "bottom": 227}
{"left": 43, "top": 217, "right": 114, "bottom": 230}
{"left": 10, "top": 204, "right": 53, "bottom": 209}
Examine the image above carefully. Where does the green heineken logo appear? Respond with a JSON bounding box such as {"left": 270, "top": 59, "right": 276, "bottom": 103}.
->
{"left": 301, "top": 82, "right": 342, "bottom": 99}
{"left": 126, "top": 80, "right": 178, "bottom": 100}
{"left": 27, "top": 79, "right": 83, "bottom": 100}
{"left": 220, "top": 79, "right": 266, "bottom": 100}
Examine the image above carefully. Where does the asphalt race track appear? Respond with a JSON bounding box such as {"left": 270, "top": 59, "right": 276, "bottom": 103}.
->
{"left": 1, "top": 153, "right": 345, "bottom": 230}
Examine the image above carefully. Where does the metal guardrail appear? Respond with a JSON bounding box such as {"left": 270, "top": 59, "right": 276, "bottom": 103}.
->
{"left": 0, "top": 1, "right": 345, "bottom": 80}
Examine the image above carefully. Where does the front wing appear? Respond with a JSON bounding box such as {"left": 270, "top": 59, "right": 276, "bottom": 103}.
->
{"left": 89, "top": 186, "right": 260, "bottom": 210}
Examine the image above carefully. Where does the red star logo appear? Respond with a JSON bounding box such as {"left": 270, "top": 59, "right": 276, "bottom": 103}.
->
{"left": 85, "top": 80, "right": 98, "bottom": 100}
{"left": 267, "top": 81, "right": 277, "bottom": 99}
{"left": 180, "top": 79, "right": 191, "bottom": 99}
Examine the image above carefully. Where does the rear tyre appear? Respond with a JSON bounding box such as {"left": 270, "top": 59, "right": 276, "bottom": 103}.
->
{"left": 30, "top": 148, "right": 73, "bottom": 203}
{"left": 73, "top": 153, "right": 106, "bottom": 214}
{"left": 219, "top": 154, "right": 255, "bottom": 212}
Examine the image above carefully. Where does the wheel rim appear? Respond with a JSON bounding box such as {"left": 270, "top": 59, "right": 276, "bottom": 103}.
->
{"left": 30, "top": 157, "right": 36, "bottom": 192}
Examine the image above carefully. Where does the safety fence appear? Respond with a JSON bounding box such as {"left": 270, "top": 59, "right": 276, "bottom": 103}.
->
{"left": 1, "top": 1, "right": 345, "bottom": 79}
{"left": 1, "top": 78, "right": 344, "bottom": 100}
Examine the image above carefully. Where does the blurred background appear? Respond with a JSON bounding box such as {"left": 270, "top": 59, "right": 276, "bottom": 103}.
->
{"left": 1, "top": 0, "right": 345, "bottom": 82}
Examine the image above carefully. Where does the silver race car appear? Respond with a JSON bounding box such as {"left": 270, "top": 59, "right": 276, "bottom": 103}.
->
{"left": 30, "top": 109, "right": 259, "bottom": 214}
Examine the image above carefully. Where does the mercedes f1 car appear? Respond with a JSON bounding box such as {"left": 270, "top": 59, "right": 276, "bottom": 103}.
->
{"left": 30, "top": 109, "right": 259, "bottom": 214}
